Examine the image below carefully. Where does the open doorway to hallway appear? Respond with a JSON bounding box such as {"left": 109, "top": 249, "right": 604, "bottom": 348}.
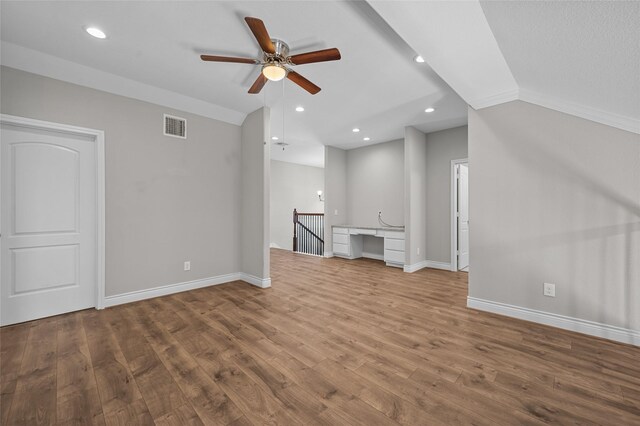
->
{"left": 269, "top": 146, "right": 325, "bottom": 258}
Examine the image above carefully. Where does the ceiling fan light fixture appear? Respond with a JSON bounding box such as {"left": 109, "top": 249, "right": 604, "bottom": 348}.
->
{"left": 262, "top": 64, "right": 286, "bottom": 81}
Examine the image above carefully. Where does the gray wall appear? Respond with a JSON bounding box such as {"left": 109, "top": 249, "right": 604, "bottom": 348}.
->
{"left": 425, "top": 126, "right": 468, "bottom": 263}
{"left": 469, "top": 100, "right": 640, "bottom": 331}
{"left": 0, "top": 66, "right": 242, "bottom": 296}
{"left": 404, "top": 127, "right": 427, "bottom": 267}
{"left": 240, "top": 108, "right": 270, "bottom": 281}
{"left": 270, "top": 160, "right": 324, "bottom": 250}
{"left": 324, "top": 146, "right": 348, "bottom": 251}
{"left": 347, "top": 139, "right": 404, "bottom": 228}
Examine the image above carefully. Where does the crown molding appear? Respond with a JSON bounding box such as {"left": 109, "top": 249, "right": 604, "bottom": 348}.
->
{"left": 0, "top": 41, "right": 246, "bottom": 126}
{"left": 518, "top": 89, "right": 640, "bottom": 135}
{"left": 471, "top": 87, "right": 639, "bottom": 135}
{"left": 468, "top": 88, "right": 520, "bottom": 110}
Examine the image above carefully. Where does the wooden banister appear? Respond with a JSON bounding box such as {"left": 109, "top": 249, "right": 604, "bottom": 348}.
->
{"left": 293, "top": 209, "right": 298, "bottom": 252}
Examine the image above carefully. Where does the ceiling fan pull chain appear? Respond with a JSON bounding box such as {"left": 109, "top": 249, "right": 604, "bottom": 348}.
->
{"left": 282, "top": 79, "right": 286, "bottom": 150}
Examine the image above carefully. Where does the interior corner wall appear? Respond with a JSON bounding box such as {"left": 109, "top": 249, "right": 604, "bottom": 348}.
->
{"left": 240, "top": 107, "right": 270, "bottom": 281}
{"left": 324, "top": 146, "right": 348, "bottom": 252}
{"left": 270, "top": 160, "right": 324, "bottom": 251}
{"left": 404, "top": 127, "right": 428, "bottom": 267}
{"left": 425, "top": 125, "right": 468, "bottom": 264}
{"left": 0, "top": 66, "right": 243, "bottom": 297}
{"left": 346, "top": 139, "right": 404, "bottom": 228}
{"left": 469, "top": 100, "right": 640, "bottom": 333}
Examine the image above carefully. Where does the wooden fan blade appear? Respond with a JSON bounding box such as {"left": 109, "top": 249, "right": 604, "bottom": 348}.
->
{"left": 248, "top": 73, "right": 269, "bottom": 94}
{"left": 289, "top": 48, "right": 341, "bottom": 65}
{"left": 200, "top": 55, "right": 258, "bottom": 64}
{"left": 245, "top": 17, "right": 275, "bottom": 54}
{"left": 287, "top": 70, "right": 321, "bottom": 95}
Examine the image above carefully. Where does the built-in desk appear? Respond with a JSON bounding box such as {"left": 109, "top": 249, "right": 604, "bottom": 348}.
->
{"left": 332, "top": 225, "right": 405, "bottom": 268}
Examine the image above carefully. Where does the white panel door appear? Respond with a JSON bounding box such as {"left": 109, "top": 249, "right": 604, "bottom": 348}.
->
{"left": 1, "top": 124, "right": 97, "bottom": 325}
{"left": 457, "top": 164, "right": 470, "bottom": 270}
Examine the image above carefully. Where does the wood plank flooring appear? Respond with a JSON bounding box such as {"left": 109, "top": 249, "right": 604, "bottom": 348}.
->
{"left": 2, "top": 248, "right": 640, "bottom": 425}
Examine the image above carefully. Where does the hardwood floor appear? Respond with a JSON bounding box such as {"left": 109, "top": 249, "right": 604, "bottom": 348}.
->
{"left": 2, "top": 248, "right": 640, "bottom": 425}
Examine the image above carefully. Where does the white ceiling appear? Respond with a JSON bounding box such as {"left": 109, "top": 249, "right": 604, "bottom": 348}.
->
{"left": 371, "top": 0, "right": 639, "bottom": 134}
{"left": 0, "top": 1, "right": 468, "bottom": 168}
{"left": 369, "top": 0, "right": 519, "bottom": 108}
{"left": 479, "top": 0, "right": 640, "bottom": 124}
{"left": 3, "top": 1, "right": 636, "bottom": 170}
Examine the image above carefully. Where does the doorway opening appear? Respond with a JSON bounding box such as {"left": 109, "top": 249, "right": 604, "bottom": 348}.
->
{"left": 451, "top": 159, "right": 469, "bottom": 272}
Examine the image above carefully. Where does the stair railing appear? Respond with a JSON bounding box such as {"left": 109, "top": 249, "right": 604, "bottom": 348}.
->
{"left": 293, "top": 209, "right": 324, "bottom": 256}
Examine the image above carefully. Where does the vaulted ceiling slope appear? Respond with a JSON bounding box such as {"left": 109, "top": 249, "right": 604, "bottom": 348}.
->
{"left": 369, "top": 0, "right": 640, "bottom": 134}
{"left": 1, "top": 1, "right": 637, "bottom": 172}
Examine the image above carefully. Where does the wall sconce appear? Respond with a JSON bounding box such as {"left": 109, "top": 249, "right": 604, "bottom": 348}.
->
{"left": 317, "top": 190, "right": 324, "bottom": 202}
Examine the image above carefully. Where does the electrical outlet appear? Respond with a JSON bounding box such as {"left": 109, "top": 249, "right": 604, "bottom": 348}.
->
{"left": 543, "top": 282, "right": 555, "bottom": 297}
{"left": 417, "top": 247, "right": 420, "bottom": 255}
{"left": 334, "top": 209, "right": 338, "bottom": 215}
{"left": 184, "top": 261, "right": 191, "bottom": 271}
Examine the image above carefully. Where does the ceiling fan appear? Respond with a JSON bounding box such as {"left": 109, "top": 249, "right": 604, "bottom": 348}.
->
{"left": 200, "top": 17, "right": 341, "bottom": 95}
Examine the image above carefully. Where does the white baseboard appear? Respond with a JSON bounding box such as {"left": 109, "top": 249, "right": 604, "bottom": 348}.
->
{"left": 404, "top": 260, "right": 452, "bottom": 273}
{"left": 324, "top": 251, "right": 334, "bottom": 258}
{"left": 362, "top": 252, "right": 384, "bottom": 261}
{"left": 240, "top": 273, "right": 272, "bottom": 288}
{"left": 104, "top": 273, "right": 243, "bottom": 307}
{"left": 467, "top": 297, "right": 640, "bottom": 347}
{"left": 426, "top": 260, "right": 452, "bottom": 271}
{"left": 404, "top": 261, "right": 428, "bottom": 273}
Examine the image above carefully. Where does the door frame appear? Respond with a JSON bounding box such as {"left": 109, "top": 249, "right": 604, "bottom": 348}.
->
{"left": 450, "top": 158, "right": 468, "bottom": 272}
{"left": 0, "top": 114, "right": 106, "bottom": 310}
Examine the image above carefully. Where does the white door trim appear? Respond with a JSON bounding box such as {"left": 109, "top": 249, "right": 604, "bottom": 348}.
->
{"left": 450, "top": 158, "right": 468, "bottom": 272}
{"left": 0, "top": 114, "right": 106, "bottom": 310}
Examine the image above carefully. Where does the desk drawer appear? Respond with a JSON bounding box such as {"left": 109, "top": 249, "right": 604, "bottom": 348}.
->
{"left": 333, "top": 227, "right": 349, "bottom": 234}
{"left": 384, "top": 231, "right": 405, "bottom": 239}
{"left": 384, "top": 238, "right": 405, "bottom": 251}
{"left": 333, "top": 243, "right": 349, "bottom": 255}
{"left": 333, "top": 233, "right": 349, "bottom": 245}
{"left": 384, "top": 249, "right": 405, "bottom": 264}
{"left": 350, "top": 228, "right": 377, "bottom": 236}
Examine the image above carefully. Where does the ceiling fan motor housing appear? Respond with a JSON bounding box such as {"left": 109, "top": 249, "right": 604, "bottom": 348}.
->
{"left": 267, "top": 39, "right": 290, "bottom": 64}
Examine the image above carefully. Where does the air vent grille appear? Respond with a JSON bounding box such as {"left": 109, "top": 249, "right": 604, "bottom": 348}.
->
{"left": 164, "top": 114, "right": 186, "bottom": 139}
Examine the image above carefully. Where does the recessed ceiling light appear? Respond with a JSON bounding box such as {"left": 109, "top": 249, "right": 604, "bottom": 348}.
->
{"left": 295, "top": 106, "right": 305, "bottom": 112}
{"left": 352, "top": 128, "right": 360, "bottom": 133}
{"left": 425, "top": 107, "right": 435, "bottom": 113}
{"left": 414, "top": 55, "right": 425, "bottom": 63}
{"left": 363, "top": 137, "right": 370, "bottom": 141}
{"left": 272, "top": 136, "right": 279, "bottom": 140}
{"left": 85, "top": 27, "right": 106, "bottom": 39}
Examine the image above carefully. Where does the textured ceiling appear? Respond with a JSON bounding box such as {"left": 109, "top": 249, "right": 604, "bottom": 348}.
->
{"left": 371, "top": 0, "right": 639, "bottom": 134}
{"left": 480, "top": 0, "right": 640, "bottom": 123}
